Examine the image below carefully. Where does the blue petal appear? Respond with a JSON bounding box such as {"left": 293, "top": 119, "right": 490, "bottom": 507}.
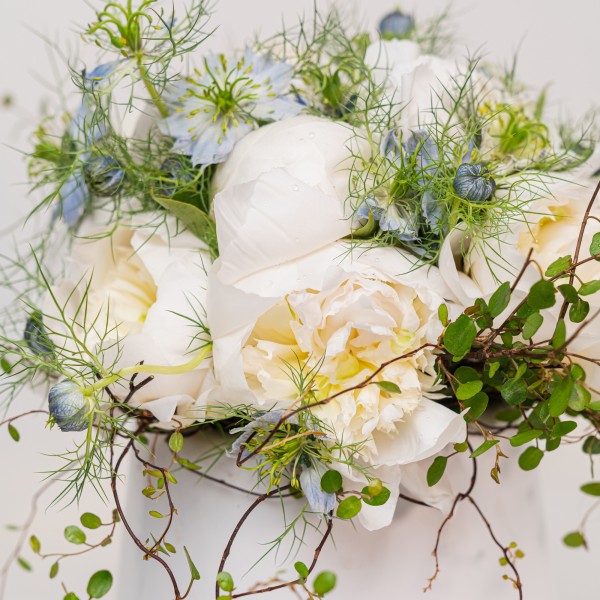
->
{"left": 299, "top": 462, "right": 336, "bottom": 515}
{"left": 54, "top": 172, "right": 89, "bottom": 227}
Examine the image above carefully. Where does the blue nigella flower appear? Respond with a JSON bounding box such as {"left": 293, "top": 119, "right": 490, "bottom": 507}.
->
{"left": 24, "top": 311, "right": 54, "bottom": 358}
{"left": 378, "top": 10, "right": 415, "bottom": 39}
{"left": 84, "top": 155, "right": 126, "bottom": 196}
{"left": 299, "top": 460, "right": 336, "bottom": 515}
{"left": 55, "top": 98, "right": 108, "bottom": 227}
{"left": 48, "top": 380, "right": 90, "bottom": 432}
{"left": 453, "top": 163, "right": 496, "bottom": 203}
{"left": 161, "top": 49, "right": 302, "bottom": 166}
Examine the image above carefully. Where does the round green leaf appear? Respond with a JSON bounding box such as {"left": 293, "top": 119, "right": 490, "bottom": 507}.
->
{"left": 488, "top": 282, "right": 511, "bottom": 318}
{"left": 589, "top": 231, "right": 600, "bottom": 257}
{"left": 518, "top": 446, "right": 544, "bottom": 471}
{"left": 443, "top": 315, "right": 477, "bottom": 361}
{"left": 320, "top": 470, "right": 343, "bottom": 494}
{"left": 87, "top": 570, "right": 113, "bottom": 599}
{"left": 29, "top": 535, "right": 40, "bottom": 554}
{"left": 510, "top": 430, "right": 542, "bottom": 447}
{"left": 456, "top": 380, "right": 483, "bottom": 400}
{"left": 64, "top": 526, "right": 86, "bottom": 545}
{"left": 528, "top": 280, "right": 556, "bottom": 310}
{"left": 582, "top": 436, "right": 600, "bottom": 455}
{"left": 522, "top": 312, "right": 543, "bottom": 340}
{"left": 362, "top": 486, "right": 391, "bottom": 506}
{"left": 501, "top": 378, "right": 528, "bottom": 405}
{"left": 294, "top": 561, "right": 309, "bottom": 579}
{"left": 563, "top": 531, "right": 586, "bottom": 548}
{"left": 80, "top": 513, "right": 102, "bottom": 530}
{"left": 169, "top": 431, "right": 184, "bottom": 454}
{"left": 217, "top": 571, "right": 234, "bottom": 592}
{"left": 336, "top": 496, "right": 362, "bottom": 520}
{"left": 313, "top": 571, "right": 337, "bottom": 595}
{"left": 63, "top": 594, "right": 80, "bottom": 600}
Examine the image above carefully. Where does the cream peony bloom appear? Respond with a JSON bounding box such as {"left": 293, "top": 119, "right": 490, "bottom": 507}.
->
{"left": 47, "top": 217, "right": 214, "bottom": 427}
{"left": 207, "top": 161, "right": 466, "bottom": 528}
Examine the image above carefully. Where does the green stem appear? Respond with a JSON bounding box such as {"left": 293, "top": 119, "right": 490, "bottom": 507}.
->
{"left": 84, "top": 344, "right": 212, "bottom": 396}
{"left": 137, "top": 56, "right": 169, "bottom": 118}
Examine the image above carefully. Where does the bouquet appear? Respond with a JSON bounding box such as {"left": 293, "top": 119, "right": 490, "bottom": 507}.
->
{"left": 1, "top": 1, "right": 599, "bottom": 598}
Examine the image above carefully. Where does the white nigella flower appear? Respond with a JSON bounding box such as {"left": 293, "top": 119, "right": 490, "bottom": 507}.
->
{"left": 161, "top": 49, "right": 302, "bottom": 166}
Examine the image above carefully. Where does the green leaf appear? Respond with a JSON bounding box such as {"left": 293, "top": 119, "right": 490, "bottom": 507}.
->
{"left": 563, "top": 531, "right": 586, "bottom": 548}
{"left": 217, "top": 572, "right": 234, "bottom": 592}
{"left": 64, "top": 594, "right": 80, "bottom": 600}
{"left": 149, "top": 510, "right": 164, "bottom": 519}
{"left": 64, "top": 526, "right": 86, "bottom": 545}
{"left": 169, "top": 431, "right": 184, "bottom": 454}
{"left": 456, "top": 380, "right": 483, "bottom": 400}
{"left": 528, "top": 279, "right": 556, "bottom": 310}
{"left": 375, "top": 381, "right": 401, "bottom": 394}
{"left": 522, "top": 312, "right": 543, "bottom": 340}
{"left": 8, "top": 424, "right": 19, "bottom": 442}
{"left": 589, "top": 401, "right": 600, "bottom": 411}
{"left": 1, "top": 357, "right": 12, "bottom": 373}
{"left": 545, "top": 255, "right": 571, "bottom": 278}
{"left": 164, "top": 542, "right": 176, "bottom": 554}
{"left": 552, "top": 421, "right": 578, "bottom": 436}
{"left": 336, "top": 496, "right": 362, "bottom": 520}
{"left": 558, "top": 283, "right": 579, "bottom": 304}
{"left": 87, "top": 571, "right": 113, "bottom": 599}
{"left": 438, "top": 303, "right": 449, "bottom": 326}
{"left": 580, "top": 482, "right": 600, "bottom": 496}
{"left": 548, "top": 377, "right": 574, "bottom": 418}
{"left": 362, "top": 486, "right": 391, "bottom": 506}
{"left": 546, "top": 437, "right": 561, "bottom": 452}
{"left": 495, "top": 408, "right": 521, "bottom": 422}
{"left": 583, "top": 436, "right": 600, "bottom": 455}
{"left": 589, "top": 232, "right": 600, "bottom": 257}
{"left": 313, "top": 571, "right": 337, "bottom": 595}
{"left": 320, "top": 470, "right": 343, "bottom": 494}
{"left": 488, "top": 282, "right": 511, "bottom": 318}
{"left": 518, "top": 446, "right": 544, "bottom": 471}
{"left": 443, "top": 314, "right": 477, "bottom": 361}
{"left": 470, "top": 439, "right": 499, "bottom": 458}
{"left": 454, "top": 441, "right": 469, "bottom": 452}
{"left": 579, "top": 280, "right": 600, "bottom": 296}
{"left": 501, "top": 378, "right": 528, "bottom": 405}
{"left": 184, "top": 546, "right": 201, "bottom": 581}
{"left": 463, "top": 392, "right": 489, "bottom": 420}
{"left": 50, "top": 562, "right": 59, "bottom": 579}
{"left": 552, "top": 319, "right": 566, "bottom": 349}
{"left": 294, "top": 561, "right": 309, "bottom": 579}
{"left": 29, "top": 535, "right": 40, "bottom": 554}
{"left": 17, "top": 557, "right": 31, "bottom": 571}
{"left": 152, "top": 196, "right": 217, "bottom": 252}
{"left": 510, "top": 430, "right": 543, "bottom": 447}
{"left": 426, "top": 456, "right": 448, "bottom": 487}
{"left": 569, "top": 298, "right": 590, "bottom": 323}
{"left": 80, "top": 513, "right": 102, "bottom": 530}
{"left": 488, "top": 361, "right": 501, "bottom": 379}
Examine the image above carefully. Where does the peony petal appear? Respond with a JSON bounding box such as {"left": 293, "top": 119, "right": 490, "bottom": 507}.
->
{"left": 214, "top": 169, "right": 351, "bottom": 285}
{"left": 372, "top": 398, "right": 466, "bottom": 466}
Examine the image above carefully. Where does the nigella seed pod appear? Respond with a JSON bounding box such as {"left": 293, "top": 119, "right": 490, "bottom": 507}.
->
{"left": 83, "top": 155, "right": 125, "bottom": 196}
{"left": 155, "top": 156, "right": 195, "bottom": 197}
{"left": 24, "top": 311, "right": 54, "bottom": 358}
{"left": 378, "top": 10, "right": 415, "bottom": 38}
{"left": 453, "top": 163, "right": 496, "bottom": 203}
{"left": 48, "top": 380, "right": 90, "bottom": 432}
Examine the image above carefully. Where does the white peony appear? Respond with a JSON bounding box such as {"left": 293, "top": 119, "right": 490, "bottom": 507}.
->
{"left": 46, "top": 217, "right": 214, "bottom": 427}
{"left": 364, "top": 39, "right": 458, "bottom": 128}
{"left": 207, "top": 162, "right": 466, "bottom": 528}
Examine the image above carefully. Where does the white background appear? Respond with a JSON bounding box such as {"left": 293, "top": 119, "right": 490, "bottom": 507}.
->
{"left": 0, "top": 1, "right": 599, "bottom": 599}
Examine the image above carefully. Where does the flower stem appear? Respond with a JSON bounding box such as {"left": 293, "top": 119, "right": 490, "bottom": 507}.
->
{"left": 84, "top": 344, "right": 212, "bottom": 396}
{"left": 137, "top": 57, "right": 169, "bottom": 118}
